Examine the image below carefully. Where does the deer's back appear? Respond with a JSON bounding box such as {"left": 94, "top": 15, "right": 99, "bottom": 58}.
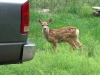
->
{"left": 49, "top": 26, "right": 78, "bottom": 42}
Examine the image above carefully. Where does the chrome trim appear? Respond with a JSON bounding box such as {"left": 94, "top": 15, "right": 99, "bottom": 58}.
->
{"left": 22, "top": 42, "right": 35, "bottom": 62}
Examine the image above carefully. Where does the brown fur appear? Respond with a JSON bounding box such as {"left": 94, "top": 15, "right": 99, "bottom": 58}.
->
{"left": 38, "top": 18, "right": 82, "bottom": 52}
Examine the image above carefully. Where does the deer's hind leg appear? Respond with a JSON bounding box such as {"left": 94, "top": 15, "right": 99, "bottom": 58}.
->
{"left": 74, "top": 39, "right": 82, "bottom": 52}
{"left": 67, "top": 40, "right": 76, "bottom": 50}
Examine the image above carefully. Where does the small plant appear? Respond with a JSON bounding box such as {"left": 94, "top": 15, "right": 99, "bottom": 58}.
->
{"left": 83, "top": 32, "right": 99, "bottom": 57}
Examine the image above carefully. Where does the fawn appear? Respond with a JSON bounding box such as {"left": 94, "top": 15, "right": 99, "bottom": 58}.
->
{"left": 38, "top": 18, "right": 82, "bottom": 52}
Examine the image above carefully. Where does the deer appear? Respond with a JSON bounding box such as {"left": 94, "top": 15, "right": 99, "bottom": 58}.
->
{"left": 38, "top": 18, "right": 82, "bottom": 52}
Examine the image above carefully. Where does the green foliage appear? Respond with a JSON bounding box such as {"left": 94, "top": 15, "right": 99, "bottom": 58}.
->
{"left": 30, "top": 0, "right": 100, "bottom": 16}
{"left": 29, "top": 0, "right": 67, "bottom": 13}
{"left": 1, "top": 0, "right": 100, "bottom": 75}
{"left": 28, "top": 0, "right": 100, "bottom": 74}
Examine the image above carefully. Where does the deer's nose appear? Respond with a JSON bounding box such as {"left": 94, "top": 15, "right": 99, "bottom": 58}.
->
{"left": 44, "top": 28, "right": 46, "bottom": 30}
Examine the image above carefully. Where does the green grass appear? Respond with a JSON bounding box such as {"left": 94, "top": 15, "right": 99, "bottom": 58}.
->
{"left": 1, "top": 0, "right": 100, "bottom": 75}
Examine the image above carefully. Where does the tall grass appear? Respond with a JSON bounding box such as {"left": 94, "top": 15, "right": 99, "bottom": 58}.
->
{"left": 30, "top": 0, "right": 100, "bottom": 17}
{"left": 29, "top": 0, "right": 100, "bottom": 74}
{"left": 0, "top": 0, "right": 100, "bottom": 75}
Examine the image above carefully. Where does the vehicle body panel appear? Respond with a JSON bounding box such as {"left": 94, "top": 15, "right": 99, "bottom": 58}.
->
{"left": 0, "top": 0, "right": 35, "bottom": 64}
{"left": 0, "top": 3, "right": 27, "bottom": 42}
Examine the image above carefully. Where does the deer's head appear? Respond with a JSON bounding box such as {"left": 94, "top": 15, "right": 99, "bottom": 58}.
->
{"left": 38, "top": 19, "right": 52, "bottom": 32}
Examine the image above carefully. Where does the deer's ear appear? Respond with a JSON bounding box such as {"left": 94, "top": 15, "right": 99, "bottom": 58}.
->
{"left": 48, "top": 18, "right": 52, "bottom": 23}
{"left": 38, "top": 19, "right": 42, "bottom": 24}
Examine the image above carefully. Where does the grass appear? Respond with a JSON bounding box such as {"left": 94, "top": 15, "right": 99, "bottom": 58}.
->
{"left": 1, "top": 0, "right": 100, "bottom": 75}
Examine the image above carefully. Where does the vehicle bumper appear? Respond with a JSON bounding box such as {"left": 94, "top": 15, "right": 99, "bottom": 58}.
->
{"left": 22, "top": 42, "right": 36, "bottom": 62}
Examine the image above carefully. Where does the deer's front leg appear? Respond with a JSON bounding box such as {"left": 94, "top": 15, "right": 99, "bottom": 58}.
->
{"left": 52, "top": 41, "right": 57, "bottom": 51}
